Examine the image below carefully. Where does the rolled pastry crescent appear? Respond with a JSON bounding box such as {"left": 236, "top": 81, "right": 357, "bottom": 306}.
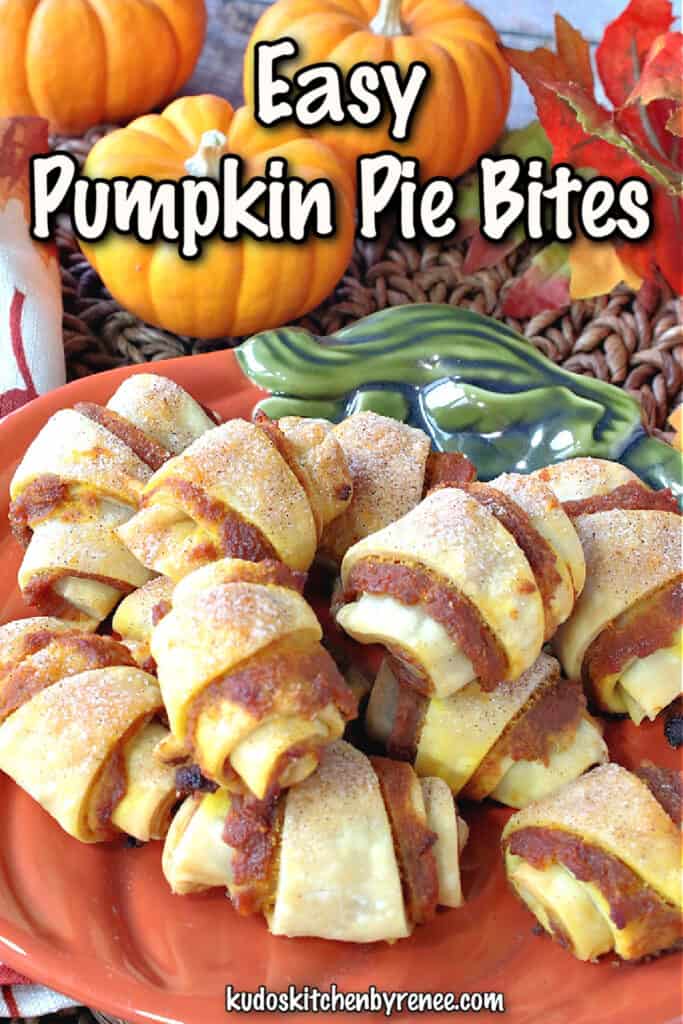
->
{"left": 535, "top": 456, "right": 678, "bottom": 515}
{"left": 367, "top": 653, "right": 607, "bottom": 807}
{"left": 502, "top": 762, "right": 682, "bottom": 961}
{"left": 317, "top": 411, "right": 476, "bottom": 567}
{"left": 105, "top": 373, "right": 219, "bottom": 455}
{"left": 535, "top": 459, "right": 682, "bottom": 724}
{"left": 9, "top": 373, "right": 213, "bottom": 627}
{"left": 163, "top": 740, "right": 469, "bottom": 943}
{"left": 337, "top": 475, "right": 584, "bottom": 698}
{"left": 0, "top": 617, "right": 177, "bottom": 842}
{"left": 112, "top": 576, "right": 176, "bottom": 671}
{"left": 118, "top": 415, "right": 352, "bottom": 579}
{"left": 150, "top": 558, "right": 357, "bottom": 798}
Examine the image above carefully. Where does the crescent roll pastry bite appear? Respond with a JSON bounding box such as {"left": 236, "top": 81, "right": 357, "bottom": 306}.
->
{"left": 336, "top": 475, "right": 584, "bottom": 699}
{"left": 534, "top": 456, "right": 679, "bottom": 516}
{"left": 150, "top": 558, "right": 357, "bottom": 798}
{"left": 104, "top": 373, "right": 219, "bottom": 455}
{"left": 502, "top": 763, "right": 683, "bottom": 961}
{"left": 317, "top": 412, "right": 432, "bottom": 567}
{"left": 535, "top": 459, "right": 682, "bottom": 725}
{"left": 316, "top": 410, "right": 478, "bottom": 567}
{"left": 0, "top": 617, "right": 177, "bottom": 843}
{"left": 163, "top": 740, "right": 469, "bottom": 943}
{"left": 112, "top": 576, "right": 176, "bottom": 671}
{"left": 8, "top": 374, "right": 213, "bottom": 628}
{"left": 367, "top": 653, "right": 607, "bottom": 808}
{"left": 118, "top": 414, "right": 352, "bottom": 580}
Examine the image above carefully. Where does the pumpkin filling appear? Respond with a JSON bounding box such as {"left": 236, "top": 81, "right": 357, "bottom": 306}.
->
{"left": 582, "top": 579, "right": 683, "bottom": 719}
{"left": 22, "top": 570, "right": 136, "bottom": 620}
{"left": 74, "top": 402, "right": 171, "bottom": 470}
{"left": 9, "top": 475, "right": 74, "bottom": 546}
{"left": 506, "top": 827, "right": 681, "bottom": 955}
{"left": 342, "top": 558, "right": 508, "bottom": 692}
{"left": 142, "top": 477, "right": 278, "bottom": 564}
{"left": 461, "top": 482, "right": 563, "bottom": 639}
{"left": 464, "top": 676, "right": 606, "bottom": 805}
{"left": 370, "top": 757, "right": 439, "bottom": 926}
{"left": 222, "top": 791, "right": 282, "bottom": 916}
{"left": 0, "top": 633, "right": 135, "bottom": 723}
{"left": 635, "top": 764, "right": 682, "bottom": 827}
{"left": 184, "top": 639, "right": 356, "bottom": 795}
{"left": 562, "top": 481, "right": 680, "bottom": 518}
{"left": 385, "top": 660, "right": 429, "bottom": 762}
{"left": 89, "top": 740, "right": 129, "bottom": 839}
{"left": 423, "top": 451, "right": 477, "bottom": 493}
{"left": 493, "top": 675, "right": 585, "bottom": 768}
{"left": 186, "top": 639, "right": 355, "bottom": 728}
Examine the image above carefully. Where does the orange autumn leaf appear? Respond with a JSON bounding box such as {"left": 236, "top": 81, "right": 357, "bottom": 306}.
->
{"left": 569, "top": 234, "right": 643, "bottom": 300}
{"left": 667, "top": 405, "right": 683, "bottom": 449}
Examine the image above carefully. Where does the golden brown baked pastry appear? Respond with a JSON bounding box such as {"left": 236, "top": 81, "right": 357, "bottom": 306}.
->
{"left": 0, "top": 616, "right": 177, "bottom": 842}
{"left": 163, "top": 739, "right": 469, "bottom": 943}
{"left": 534, "top": 458, "right": 682, "bottom": 724}
{"left": 534, "top": 456, "right": 678, "bottom": 515}
{"left": 336, "top": 474, "right": 585, "bottom": 698}
{"left": 318, "top": 412, "right": 431, "bottom": 565}
{"left": 118, "top": 415, "right": 352, "bottom": 579}
{"left": 150, "top": 558, "right": 357, "bottom": 798}
{"left": 366, "top": 653, "right": 607, "bottom": 807}
{"left": 502, "top": 762, "right": 682, "bottom": 960}
{"left": 112, "top": 576, "right": 175, "bottom": 671}
{"left": 316, "top": 411, "right": 479, "bottom": 566}
{"left": 9, "top": 374, "right": 214, "bottom": 627}
{"left": 105, "top": 373, "right": 219, "bottom": 455}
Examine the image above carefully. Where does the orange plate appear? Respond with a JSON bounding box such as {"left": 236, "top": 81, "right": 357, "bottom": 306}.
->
{"left": 0, "top": 351, "right": 679, "bottom": 1024}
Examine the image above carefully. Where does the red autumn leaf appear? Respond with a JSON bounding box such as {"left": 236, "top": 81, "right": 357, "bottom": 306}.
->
{"left": 543, "top": 82, "right": 647, "bottom": 180}
{"left": 463, "top": 230, "right": 520, "bottom": 274}
{"left": 546, "top": 80, "right": 676, "bottom": 188}
{"left": 628, "top": 33, "right": 682, "bottom": 106}
{"left": 626, "top": 33, "right": 683, "bottom": 138}
{"left": 555, "top": 15, "right": 594, "bottom": 93}
{"left": 502, "top": 243, "right": 571, "bottom": 318}
{"left": 503, "top": 28, "right": 643, "bottom": 183}
{"left": 596, "top": 0, "right": 674, "bottom": 108}
{"left": 617, "top": 187, "right": 683, "bottom": 294}
{"left": 504, "top": 16, "right": 597, "bottom": 166}
{"left": 597, "top": 0, "right": 677, "bottom": 162}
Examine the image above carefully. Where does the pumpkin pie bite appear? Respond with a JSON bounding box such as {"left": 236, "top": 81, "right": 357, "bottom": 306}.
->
{"left": 336, "top": 474, "right": 584, "bottom": 698}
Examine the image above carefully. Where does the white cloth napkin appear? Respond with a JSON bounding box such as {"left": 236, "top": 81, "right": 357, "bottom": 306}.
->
{"left": 0, "top": 116, "right": 65, "bottom": 420}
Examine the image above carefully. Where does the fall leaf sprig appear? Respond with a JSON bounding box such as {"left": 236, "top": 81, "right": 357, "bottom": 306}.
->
{"left": 455, "top": 0, "right": 682, "bottom": 316}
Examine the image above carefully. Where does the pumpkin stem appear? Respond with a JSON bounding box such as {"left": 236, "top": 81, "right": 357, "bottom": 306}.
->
{"left": 185, "top": 130, "right": 228, "bottom": 179}
{"left": 369, "top": 0, "right": 404, "bottom": 36}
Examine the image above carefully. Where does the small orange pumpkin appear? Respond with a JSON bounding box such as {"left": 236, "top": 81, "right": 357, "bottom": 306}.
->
{"left": 80, "top": 95, "right": 356, "bottom": 339}
{"left": 0, "top": 0, "right": 207, "bottom": 134}
{"left": 244, "top": 0, "right": 511, "bottom": 181}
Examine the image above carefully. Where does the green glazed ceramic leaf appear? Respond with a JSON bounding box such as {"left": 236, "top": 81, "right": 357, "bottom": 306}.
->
{"left": 236, "top": 304, "right": 682, "bottom": 503}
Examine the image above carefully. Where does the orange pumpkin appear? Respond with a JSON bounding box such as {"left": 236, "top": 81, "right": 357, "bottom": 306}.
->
{"left": 80, "top": 95, "right": 356, "bottom": 339}
{"left": 0, "top": 0, "right": 207, "bottom": 134}
{"left": 244, "top": 0, "right": 511, "bottom": 181}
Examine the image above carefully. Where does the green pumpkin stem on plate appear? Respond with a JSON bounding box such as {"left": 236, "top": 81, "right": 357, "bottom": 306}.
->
{"left": 237, "top": 304, "right": 682, "bottom": 504}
